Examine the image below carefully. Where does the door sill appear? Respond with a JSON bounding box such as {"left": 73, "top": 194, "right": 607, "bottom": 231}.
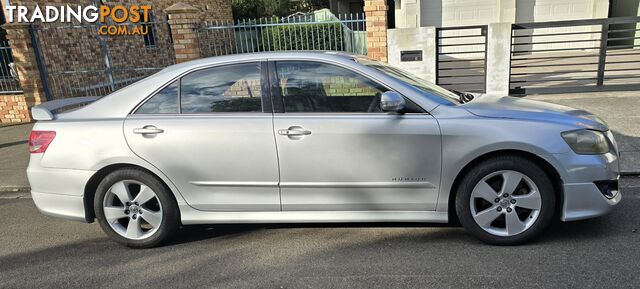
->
{"left": 179, "top": 205, "right": 448, "bottom": 225}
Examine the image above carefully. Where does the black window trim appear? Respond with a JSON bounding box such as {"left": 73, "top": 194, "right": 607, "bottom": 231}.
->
{"left": 268, "top": 60, "right": 426, "bottom": 114}
{"left": 267, "top": 60, "right": 284, "bottom": 113}
{"left": 131, "top": 60, "right": 272, "bottom": 115}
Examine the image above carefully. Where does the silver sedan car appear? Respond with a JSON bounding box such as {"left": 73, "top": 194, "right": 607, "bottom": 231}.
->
{"left": 27, "top": 52, "right": 621, "bottom": 248}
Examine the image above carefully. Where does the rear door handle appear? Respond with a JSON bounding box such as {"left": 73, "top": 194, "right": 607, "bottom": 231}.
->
{"left": 133, "top": 126, "right": 164, "bottom": 135}
{"left": 278, "top": 127, "right": 312, "bottom": 136}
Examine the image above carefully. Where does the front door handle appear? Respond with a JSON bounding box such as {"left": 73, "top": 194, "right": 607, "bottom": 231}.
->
{"left": 278, "top": 127, "right": 312, "bottom": 137}
{"left": 133, "top": 126, "right": 164, "bottom": 135}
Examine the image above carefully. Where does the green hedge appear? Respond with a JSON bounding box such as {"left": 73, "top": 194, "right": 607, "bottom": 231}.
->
{"left": 260, "top": 23, "right": 344, "bottom": 51}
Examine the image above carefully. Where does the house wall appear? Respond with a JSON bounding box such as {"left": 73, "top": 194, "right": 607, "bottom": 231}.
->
{"left": 395, "top": 0, "right": 609, "bottom": 28}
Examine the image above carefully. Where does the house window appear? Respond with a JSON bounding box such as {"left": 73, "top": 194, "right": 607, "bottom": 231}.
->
{"left": 142, "top": 12, "right": 157, "bottom": 48}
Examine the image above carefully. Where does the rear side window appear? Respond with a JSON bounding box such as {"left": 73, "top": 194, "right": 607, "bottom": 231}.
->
{"left": 136, "top": 80, "right": 179, "bottom": 114}
{"left": 181, "top": 63, "right": 262, "bottom": 113}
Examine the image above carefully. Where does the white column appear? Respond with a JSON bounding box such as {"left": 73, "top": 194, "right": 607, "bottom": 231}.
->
{"left": 387, "top": 27, "right": 437, "bottom": 83}
{"left": 636, "top": 4, "right": 640, "bottom": 47}
{"left": 486, "top": 22, "right": 512, "bottom": 96}
{"left": 499, "top": 0, "right": 516, "bottom": 23}
{"left": 394, "top": 0, "right": 420, "bottom": 28}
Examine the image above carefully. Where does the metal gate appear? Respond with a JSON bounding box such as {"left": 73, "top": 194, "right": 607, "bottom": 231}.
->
{"left": 30, "top": 21, "right": 175, "bottom": 100}
{"left": 0, "top": 39, "right": 21, "bottom": 93}
{"left": 510, "top": 16, "right": 640, "bottom": 94}
{"left": 436, "top": 25, "right": 488, "bottom": 93}
{"left": 198, "top": 13, "right": 367, "bottom": 57}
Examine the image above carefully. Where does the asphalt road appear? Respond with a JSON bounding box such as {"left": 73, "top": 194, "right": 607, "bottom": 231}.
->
{"left": 0, "top": 178, "right": 639, "bottom": 289}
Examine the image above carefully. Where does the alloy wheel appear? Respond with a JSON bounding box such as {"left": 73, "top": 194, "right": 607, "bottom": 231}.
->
{"left": 469, "top": 170, "right": 542, "bottom": 237}
{"left": 102, "top": 180, "right": 163, "bottom": 240}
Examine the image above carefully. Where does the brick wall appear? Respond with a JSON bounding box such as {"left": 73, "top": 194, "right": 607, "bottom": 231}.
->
{"left": 364, "top": 0, "right": 388, "bottom": 62}
{"left": 0, "top": 94, "right": 29, "bottom": 124}
{"left": 3, "top": 0, "right": 233, "bottom": 100}
{"left": 322, "top": 76, "right": 379, "bottom": 96}
{"left": 279, "top": 76, "right": 380, "bottom": 97}
{"left": 2, "top": 23, "right": 45, "bottom": 125}
{"left": 224, "top": 79, "right": 261, "bottom": 97}
{"left": 224, "top": 77, "right": 377, "bottom": 99}
{"left": 5, "top": 0, "right": 232, "bottom": 24}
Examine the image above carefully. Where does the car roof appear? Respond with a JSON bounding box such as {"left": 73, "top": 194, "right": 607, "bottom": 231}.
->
{"left": 162, "top": 51, "right": 359, "bottom": 73}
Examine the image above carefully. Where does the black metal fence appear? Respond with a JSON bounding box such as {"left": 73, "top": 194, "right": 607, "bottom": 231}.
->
{"left": 199, "top": 12, "right": 367, "bottom": 57}
{"left": 435, "top": 25, "right": 488, "bottom": 93}
{"left": 0, "top": 39, "right": 22, "bottom": 94}
{"left": 510, "top": 16, "right": 640, "bottom": 94}
{"left": 30, "top": 21, "right": 175, "bottom": 100}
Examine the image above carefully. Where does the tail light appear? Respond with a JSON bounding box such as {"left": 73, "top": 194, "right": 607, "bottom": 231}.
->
{"left": 29, "top": 131, "right": 56, "bottom": 154}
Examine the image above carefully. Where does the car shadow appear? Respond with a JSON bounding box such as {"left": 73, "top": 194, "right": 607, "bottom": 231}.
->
{"left": 167, "top": 224, "right": 265, "bottom": 245}
{"left": 166, "top": 215, "right": 612, "bottom": 247}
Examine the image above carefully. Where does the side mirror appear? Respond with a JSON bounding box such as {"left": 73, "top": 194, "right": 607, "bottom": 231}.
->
{"left": 380, "top": 91, "right": 406, "bottom": 113}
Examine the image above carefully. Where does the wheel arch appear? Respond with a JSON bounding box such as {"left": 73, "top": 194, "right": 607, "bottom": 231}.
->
{"left": 446, "top": 149, "right": 564, "bottom": 225}
{"left": 83, "top": 163, "right": 180, "bottom": 223}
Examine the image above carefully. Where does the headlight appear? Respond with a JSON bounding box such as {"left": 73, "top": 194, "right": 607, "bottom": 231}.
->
{"left": 561, "top": 129, "right": 610, "bottom": 154}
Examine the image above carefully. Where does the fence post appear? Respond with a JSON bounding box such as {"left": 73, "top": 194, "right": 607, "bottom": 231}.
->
{"left": 387, "top": 27, "right": 437, "bottom": 82}
{"left": 364, "top": 0, "right": 388, "bottom": 62}
{"left": 165, "top": 3, "right": 202, "bottom": 64}
{"left": 486, "top": 22, "right": 512, "bottom": 96}
{"left": 596, "top": 20, "right": 608, "bottom": 87}
{"left": 2, "top": 23, "right": 47, "bottom": 122}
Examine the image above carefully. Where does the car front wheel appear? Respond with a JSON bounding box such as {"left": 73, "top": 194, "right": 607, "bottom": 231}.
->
{"left": 456, "top": 155, "right": 555, "bottom": 245}
{"left": 94, "top": 168, "right": 179, "bottom": 248}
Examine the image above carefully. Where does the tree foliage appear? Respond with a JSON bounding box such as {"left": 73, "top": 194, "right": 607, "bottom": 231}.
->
{"left": 261, "top": 23, "right": 343, "bottom": 51}
{"left": 232, "top": 0, "right": 266, "bottom": 19}
{"left": 232, "top": 0, "right": 329, "bottom": 19}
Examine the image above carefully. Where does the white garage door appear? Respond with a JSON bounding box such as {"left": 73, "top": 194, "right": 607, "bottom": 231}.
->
{"left": 421, "top": 0, "right": 500, "bottom": 27}
{"left": 515, "top": 0, "right": 598, "bottom": 52}
{"left": 516, "top": 0, "right": 593, "bottom": 22}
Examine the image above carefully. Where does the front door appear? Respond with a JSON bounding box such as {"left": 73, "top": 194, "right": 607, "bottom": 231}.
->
{"left": 271, "top": 60, "right": 442, "bottom": 211}
{"left": 124, "top": 61, "right": 281, "bottom": 211}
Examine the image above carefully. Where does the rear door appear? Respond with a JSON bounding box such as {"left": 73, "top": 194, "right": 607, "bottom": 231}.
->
{"left": 270, "top": 60, "right": 442, "bottom": 211}
{"left": 124, "top": 61, "right": 281, "bottom": 211}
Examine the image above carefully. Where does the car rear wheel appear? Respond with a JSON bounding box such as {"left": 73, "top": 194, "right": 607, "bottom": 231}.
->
{"left": 455, "top": 155, "right": 555, "bottom": 245}
{"left": 94, "top": 168, "right": 179, "bottom": 248}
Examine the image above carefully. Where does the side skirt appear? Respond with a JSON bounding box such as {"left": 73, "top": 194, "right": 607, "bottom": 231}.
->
{"left": 179, "top": 204, "right": 449, "bottom": 225}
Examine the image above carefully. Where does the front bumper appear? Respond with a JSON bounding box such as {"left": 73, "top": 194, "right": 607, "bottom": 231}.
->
{"left": 552, "top": 151, "right": 622, "bottom": 222}
{"left": 562, "top": 181, "right": 621, "bottom": 221}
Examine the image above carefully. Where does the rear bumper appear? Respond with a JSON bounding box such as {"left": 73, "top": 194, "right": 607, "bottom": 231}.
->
{"left": 31, "top": 191, "right": 87, "bottom": 222}
{"left": 27, "top": 154, "right": 93, "bottom": 223}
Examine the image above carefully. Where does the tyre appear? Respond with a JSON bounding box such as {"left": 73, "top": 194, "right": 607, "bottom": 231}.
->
{"left": 94, "top": 168, "right": 179, "bottom": 248}
{"left": 455, "top": 155, "right": 555, "bottom": 245}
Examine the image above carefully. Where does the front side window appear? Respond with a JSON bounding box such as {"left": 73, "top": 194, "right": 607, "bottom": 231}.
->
{"left": 275, "top": 61, "right": 387, "bottom": 113}
{"left": 136, "top": 80, "right": 178, "bottom": 114}
{"left": 357, "top": 58, "right": 460, "bottom": 105}
{"left": 181, "top": 63, "right": 262, "bottom": 113}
